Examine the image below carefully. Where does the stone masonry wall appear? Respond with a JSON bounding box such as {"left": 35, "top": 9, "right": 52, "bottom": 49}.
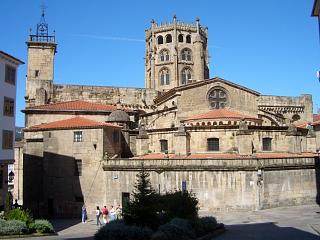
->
{"left": 52, "top": 84, "right": 158, "bottom": 110}
{"left": 102, "top": 157, "right": 319, "bottom": 212}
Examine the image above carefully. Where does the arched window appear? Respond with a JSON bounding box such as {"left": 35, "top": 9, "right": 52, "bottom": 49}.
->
{"left": 181, "top": 68, "right": 192, "bottom": 85}
{"left": 178, "top": 34, "right": 183, "bottom": 42}
{"left": 181, "top": 48, "right": 192, "bottom": 61}
{"left": 159, "top": 68, "right": 170, "bottom": 85}
{"left": 207, "top": 138, "right": 219, "bottom": 151}
{"left": 158, "top": 36, "right": 163, "bottom": 44}
{"left": 166, "top": 34, "right": 172, "bottom": 43}
{"left": 292, "top": 114, "right": 300, "bottom": 122}
{"left": 159, "top": 49, "right": 170, "bottom": 62}
{"left": 262, "top": 137, "right": 272, "bottom": 151}
{"left": 186, "top": 35, "right": 191, "bottom": 43}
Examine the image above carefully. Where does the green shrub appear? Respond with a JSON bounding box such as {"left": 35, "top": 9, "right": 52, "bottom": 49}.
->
{"left": 94, "top": 220, "right": 153, "bottom": 240}
{"left": 193, "top": 216, "right": 218, "bottom": 237}
{"left": 0, "top": 219, "right": 28, "bottom": 235}
{"left": 29, "top": 219, "right": 54, "bottom": 233}
{"left": 153, "top": 218, "right": 195, "bottom": 240}
{"left": 5, "top": 208, "right": 33, "bottom": 226}
{"left": 159, "top": 191, "right": 199, "bottom": 222}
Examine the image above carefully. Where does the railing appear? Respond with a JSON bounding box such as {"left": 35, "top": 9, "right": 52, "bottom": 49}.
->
{"left": 28, "top": 35, "right": 55, "bottom": 43}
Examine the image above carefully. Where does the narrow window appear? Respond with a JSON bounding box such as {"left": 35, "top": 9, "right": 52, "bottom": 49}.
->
{"left": 166, "top": 34, "right": 172, "bottom": 43}
{"left": 74, "top": 159, "right": 82, "bottom": 176}
{"left": 181, "top": 68, "right": 192, "bottom": 85}
{"left": 158, "top": 36, "right": 163, "bottom": 44}
{"left": 5, "top": 64, "right": 16, "bottom": 85}
{"left": 2, "top": 130, "right": 13, "bottom": 149}
{"left": 73, "top": 131, "right": 83, "bottom": 142}
{"left": 186, "top": 35, "right": 191, "bottom": 43}
{"left": 160, "top": 139, "right": 168, "bottom": 153}
{"left": 159, "top": 68, "right": 170, "bottom": 85}
{"left": 178, "top": 34, "right": 183, "bottom": 42}
{"left": 207, "top": 138, "right": 219, "bottom": 151}
{"left": 181, "top": 49, "right": 192, "bottom": 61}
{"left": 35, "top": 70, "right": 39, "bottom": 78}
{"left": 262, "top": 138, "right": 272, "bottom": 151}
{"left": 159, "top": 49, "right": 170, "bottom": 62}
{"left": 3, "top": 97, "right": 14, "bottom": 117}
{"left": 113, "top": 130, "right": 120, "bottom": 143}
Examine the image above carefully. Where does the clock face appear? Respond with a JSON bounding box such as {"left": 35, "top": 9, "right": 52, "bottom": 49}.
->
{"left": 208, "top": 88, "right": 228, "bottom": 109}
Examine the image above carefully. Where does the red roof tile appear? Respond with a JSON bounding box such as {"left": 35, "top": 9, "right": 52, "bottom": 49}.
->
{"left": 25, "top": 117, "right": 121, "bottom": 131}
{"left": 132, "top": 152, "right": 316, "bottom": 160}
{"left": 186, "top": 109, "right": 260, "bottom": 122}
{"left": 26, "top": 100, "right": 120, "bottom": 112}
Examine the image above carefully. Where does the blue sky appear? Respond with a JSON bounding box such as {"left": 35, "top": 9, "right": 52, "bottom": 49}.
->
{"left": 1, "top": 0, "right": 319, "bottom": 127}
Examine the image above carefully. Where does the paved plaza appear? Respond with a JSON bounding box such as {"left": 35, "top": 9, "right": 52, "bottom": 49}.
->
{"left": 8, "top": 204, "right": 320, "bottom": 240}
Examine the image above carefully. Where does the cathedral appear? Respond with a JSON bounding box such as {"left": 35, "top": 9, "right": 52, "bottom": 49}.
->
{"left": 22, "top": 13, "right": 320, "bottom": 217}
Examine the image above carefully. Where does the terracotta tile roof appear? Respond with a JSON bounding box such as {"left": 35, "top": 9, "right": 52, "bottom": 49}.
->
{"left": 132, "top": 152, "right": 316, "bottom": 160}
{"left": 186, "top": 109, "right": 260, "bottom": 122}
{"left": 25, "top": 117, "right": 121, "bottom": 131}
{"left": 25, "top": 100, "right": 126, "bottom": 112}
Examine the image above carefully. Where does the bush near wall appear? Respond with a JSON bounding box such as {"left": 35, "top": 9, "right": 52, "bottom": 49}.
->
{"left": 0, "top": 219, "right": 28, "bottom": 235}
{"left": 29, "top": 219, "right": 54, "bottom": 234}
{"left": 4, "top": 208, "right": 33, "bottom": 226}
{"left": 94, "top": 220, "right": 152, "bottom": 240}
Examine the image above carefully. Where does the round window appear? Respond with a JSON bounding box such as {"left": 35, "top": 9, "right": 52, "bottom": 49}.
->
{"left": 208, "top": 88, "right": 228, "bottom": 109}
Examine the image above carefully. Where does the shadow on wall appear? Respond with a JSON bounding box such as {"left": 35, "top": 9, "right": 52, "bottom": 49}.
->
{"left": 316, "top": 156, "right": 320, "bottom": 205}
{"left": 24, "top": 152, "right": 84, "bottom": 219}
{"left": 220, "top": 222, "right": 319, "bottom": 240}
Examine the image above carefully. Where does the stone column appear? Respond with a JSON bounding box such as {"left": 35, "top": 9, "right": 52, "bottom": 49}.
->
{"left": 136, "top": 136, "right": 149, "bottom": 156}
{"left": 174, "top": 123, "right": 190, "bottom": 155}
{"left": 286, "top": 124, "right": 302, "bottom": 154}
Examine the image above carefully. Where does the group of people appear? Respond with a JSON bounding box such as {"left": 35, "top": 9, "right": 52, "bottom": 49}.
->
{"left": 81, "top": 204, "right": 122, "bottom": 226}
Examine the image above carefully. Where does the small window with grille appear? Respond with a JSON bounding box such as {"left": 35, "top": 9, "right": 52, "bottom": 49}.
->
{"left": 73, "top": 131, "right": 83, "bottom": 142}
{"left": 160, "top": 139, "right": 168, "bottom": 153}
{"left": 74, "top": 159, "right": 82, "bottom": 176}
{"left": 262, "top": 138, "right": 272, "bottom": 151}
{"left": 207, "top": 138, "right": 219, "bottom": 151}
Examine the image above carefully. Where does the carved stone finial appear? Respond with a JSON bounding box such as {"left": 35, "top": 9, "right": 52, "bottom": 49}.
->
{"left": 239, "top": 118, "right": 248, "bottom": 131}
{"left": 196, "top": 17, "right": 200, "bottom": 22}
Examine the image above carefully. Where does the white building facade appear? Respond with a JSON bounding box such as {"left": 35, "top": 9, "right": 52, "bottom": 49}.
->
{"left": 0, "top": 51, "right": 23, "bottom": 209}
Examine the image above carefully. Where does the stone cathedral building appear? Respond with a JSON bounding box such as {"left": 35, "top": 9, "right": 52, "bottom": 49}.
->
{"left": 22, "top": 13, "right": 320, "bottom": 218}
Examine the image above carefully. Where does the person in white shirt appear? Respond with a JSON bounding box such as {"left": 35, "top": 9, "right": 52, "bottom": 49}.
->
{"left": 96, "top": 206, "right": 102, "bottom": 226}
{"left": 109, "top": 205, "right": 116, "bottom": 221}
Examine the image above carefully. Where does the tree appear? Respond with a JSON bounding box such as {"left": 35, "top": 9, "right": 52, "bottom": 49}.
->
{"left": 122, "top": 167, "right": 159, "bottom": 230}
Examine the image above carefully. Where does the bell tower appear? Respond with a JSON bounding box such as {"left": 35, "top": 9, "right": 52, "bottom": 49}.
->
{"left": 144, "top": 16, "right": 209, "bottom": 92}
{"left": 25, "top": 7, "right": 57, "bottom": 107}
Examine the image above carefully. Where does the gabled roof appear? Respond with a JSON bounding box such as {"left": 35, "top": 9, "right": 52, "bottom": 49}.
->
{"left": 24, "top": 117, "right": 121, "bottom": 132}
{"left": 154, "top": 77, "right": 260, "bottom": 105}
{"left": 0, "top": 51, "right": 24, "bottom": 64}
{"left": 185, "top": 108, "right": 260, "bottom": 122}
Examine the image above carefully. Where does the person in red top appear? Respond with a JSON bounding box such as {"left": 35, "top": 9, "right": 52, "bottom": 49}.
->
{"left": 101, "top": 206, "right": 109, "bottom": 224}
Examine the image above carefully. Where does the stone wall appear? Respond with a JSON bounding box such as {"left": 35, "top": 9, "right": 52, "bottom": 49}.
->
{"left": 102, "top": 157, "right": 319, "bottom": 212}
{"left": 52, "top": 84, "right": 158, "bottom": 110}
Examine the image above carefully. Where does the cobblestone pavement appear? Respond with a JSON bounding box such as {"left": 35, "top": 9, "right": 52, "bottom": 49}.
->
{"left": 7, "top": 204, "right": 320, "bottom": 240}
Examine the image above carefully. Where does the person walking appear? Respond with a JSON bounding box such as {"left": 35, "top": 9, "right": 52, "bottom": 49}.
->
{"left": 101, "top": 205, "right": 109, "bottom": 224}
{"left": 109, "top": 205, "right": 116, "bottom": 221}
{"left": 116, "top": 204, "right": 122, "bottom": 219}
{"left": 96, "top": 206, "right": 102, "bottom": 226}
{"left": 81, "top": 205, "right": 87, "bottom": 223}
